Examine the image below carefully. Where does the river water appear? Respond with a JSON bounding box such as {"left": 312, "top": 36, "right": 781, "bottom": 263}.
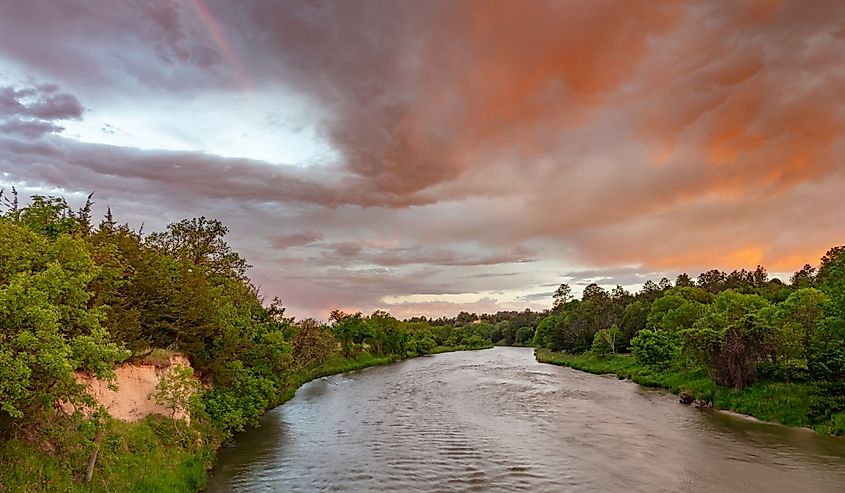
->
{"left": 206, "top": 347, "right": 845, "bottom": 492}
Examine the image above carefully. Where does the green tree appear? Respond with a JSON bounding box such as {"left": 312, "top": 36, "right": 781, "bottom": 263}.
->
{"left": 0, "top": 220, "right": 127, "bottom": 426}
{"left": 790, "top": 264, "right": 817, "bottom": 288}
{"left": 553, "top": 283, "right": 573, "bottom": 309}
{"left": 514, "top": 326, "right": 534, "bottom": 345}
{"left": 591, "top": 326, "right": 622, "bottom": 357}
{"left": 329, "top": 311, "right": 369, "bottom": 356}
{"left": 779, "top": 288, "right": 827, "bottom": 356}
{"left": 532, "top": 315, "right": 557, "bottom": 347}
{"left": 684, "top": 309, "right": 769, "bottom": 389}
{"left": 153, "top": 364, "right": 203, "bottom": 433}
{"left": 620, "top": 300, "right": 649, "bottom": 347}
{"left": 147, "top": 217, "right": 250, "bottom": 279}
{"left": 648, "top": 294, "right": 704, "bottom": 333}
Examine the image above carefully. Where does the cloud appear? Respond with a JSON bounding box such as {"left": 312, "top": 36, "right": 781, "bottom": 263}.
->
{"left": 0, "top": 0, "right": 228, "bottom": 94}
{"left": 314, "top": 242, "right": 534, "bottom": 267}
{"left": 516, "top": 292, "right": 555, "bottom": 303}
{"left": 0, "top": 84, "right": 83, "bottom": 139}
{"left": 2, "top": 0, "right": 845, "bottom": 318}
{"left": 560, "top": 267, "right": 673, "bottom": 287}
{"left": 270, "top": 231, "right": 323, "bottom": 249}
{"left": 375, "top": 296, "right": 546, "bottom": 320}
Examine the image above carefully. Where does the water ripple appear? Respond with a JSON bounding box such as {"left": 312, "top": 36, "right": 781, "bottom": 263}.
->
{"left": 208, "top": 347, "right": 845, "bottom": 492}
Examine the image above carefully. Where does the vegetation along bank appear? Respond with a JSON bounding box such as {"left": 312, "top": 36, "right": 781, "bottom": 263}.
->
{"left": 530, "top": 252, "right": 845, "bottom": 435}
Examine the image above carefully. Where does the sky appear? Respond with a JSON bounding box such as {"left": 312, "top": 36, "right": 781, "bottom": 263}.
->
{"left": 1, "top": 0, "right": 844, "bottom": 320}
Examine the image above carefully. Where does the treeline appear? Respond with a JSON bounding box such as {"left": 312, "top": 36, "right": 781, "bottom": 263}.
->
{"left": 407, "top": 309, "right": 546, "bottom": 345}
{"left": 0, "top": 191, "right": 490, "bottom": 448}
{"left": 526, "top": 254, "right": 845, "bottom": 432}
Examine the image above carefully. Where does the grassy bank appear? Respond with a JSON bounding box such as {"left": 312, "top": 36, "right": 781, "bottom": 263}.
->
{"left": 275, "top": 344, "right": 491, "bottom": 404}
{"left": 0, "top": 346, "right": 488, "bottom": 493}
{"left": 0, "top": 416, "right": 213, "bottom": 493}
{"left": 534, "top": 349, "right": 844, "bottom": 435}
{"left": 429, "top": 343, "right": 494, "bottom": 354}
{"left": 272, "top": 351, "right": 405, "bottom": 408}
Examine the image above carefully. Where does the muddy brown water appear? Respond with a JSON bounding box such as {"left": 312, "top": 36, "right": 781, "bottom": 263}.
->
{"left": 206, "top": 347, "right": 845, "bottom": 492}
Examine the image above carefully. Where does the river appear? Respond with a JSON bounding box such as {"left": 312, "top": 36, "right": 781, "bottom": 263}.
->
{"left": 206, "top": 347, "right": 845, "bottom": 492}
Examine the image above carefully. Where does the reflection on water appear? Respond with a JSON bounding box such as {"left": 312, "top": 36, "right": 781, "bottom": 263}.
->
{"left": 206, "top": 347, "right": 845, "bottom": 492}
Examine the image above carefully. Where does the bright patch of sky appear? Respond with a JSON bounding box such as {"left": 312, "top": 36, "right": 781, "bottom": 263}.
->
{"left": 62, "top": 89, "right": 338, "bottom": 166}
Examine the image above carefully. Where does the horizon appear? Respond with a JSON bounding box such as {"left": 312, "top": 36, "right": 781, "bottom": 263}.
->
{"left": 2, "top": 0, "right": 844, "bottom": 319}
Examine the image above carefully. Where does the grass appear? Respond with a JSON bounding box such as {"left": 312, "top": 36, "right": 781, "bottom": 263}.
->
{"left": 128, "top": 347, "right": 181, "bottom": 367}
{"left": 534, "top": 349, "right": 842, "bottom": 434}
{"left": 428, "top": 343, "right": 494, "bottom": 354}
{"left": 0, "top": 416, "right": 212, "bottom": 493}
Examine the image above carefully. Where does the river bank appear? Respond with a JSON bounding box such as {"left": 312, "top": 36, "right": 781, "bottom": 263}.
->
{"left": 0, "top": 345, "right": 491, "bottom": 493}
{"left": 534, "top": 349, "right": 845, "bottom": 436}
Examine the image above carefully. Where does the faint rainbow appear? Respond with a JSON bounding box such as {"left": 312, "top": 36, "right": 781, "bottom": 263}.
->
{"left": 187, "top": 0, "right": 254, "bottom": 92}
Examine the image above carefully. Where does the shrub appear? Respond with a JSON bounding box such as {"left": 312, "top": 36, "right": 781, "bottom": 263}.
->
{"left": 630, "top": 329, "right": 677, "bottom": 368}
{"left": 464, "top": 335, "right": 487, "bottom": 348}
{"left": 590, "top": 326, "right": 621, "bottom": 358}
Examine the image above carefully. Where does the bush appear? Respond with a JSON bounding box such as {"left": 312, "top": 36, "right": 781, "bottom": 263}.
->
{"left": 808, "top": 382, "right": 845, "bottom": 435}
{"left": 630, "top": 329, "right": 677, "bottom": 368}
{"left": 514, "top": 326, "right": 534, "bottom": 345}
{"left": 756, "top": 360, "right": 809, "bottom": 383}
{"left": 590, "top": 326, "right": 621, "bottom": 358}
{"left": 416, "top": 336, "right": 437, "bottom": 354}
{"left": 808, "top": 329, "right": 845, "bottom": 383}
{"left": 464, "top": 335, "right": 487, "bottom": 348}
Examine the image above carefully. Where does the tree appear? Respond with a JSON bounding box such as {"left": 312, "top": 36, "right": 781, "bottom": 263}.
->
{"left": 620, "top": 301, "right": 649, "bottom": 348}
{"left": 717, "top": 315, "right": 768, "bottom": 388}
{"left": 818, "top": 246, "right": 845, "bottom": 318}
{"left": 291, "top": 319, "right": 336, "bottom": 370}
{"left": 553, "top": 283, "right": 573, "bottom": 308}
{"left": 147, "top": 217, "right": 250, "bottom": 279}
{"left": 760, "top": 305, "right": 803, "bottom": 380}
{"left": 464, "top": 335, "right": 487, "bottom": 348}
{"left": 697, "top": 269, "right": 727, "bottom": 293}
{"left": 790, "top": 264, "right": 817, "bottom": 288}
{"left": 684, "top": 294, "right": 771, "bottom": 389}
{"left": 639, "top": 280, "right": 662, "bottom": 302}
{"left": 0, "top": 220, "right": 127, "bottom": 426}
{"left": 647, "top": 295, "right": 686, "bottom": 330}
{"left": 779, "top": 288, "right": 827, "bottom": 355}
{"left": 675, "top": 273, "right": 694, "bottom": 288}
{"left": 591, "top": 326, "right": 621, "bottom": 357}
{"left": 582, "top": 283, "right": 608, "bottom": 302}
{"left": 0, "top": 187, "right": 20, "bottom": 220}
{"left": 153, "top": 364, "right": 202, "bottom": 433}
{"left": 16, "top": 195, "right": 79, "bottom": 238}
{"left": 330, "top": 311, "right": 369, "bottom": 356}
{"left": 515, "top": 326, "right": 534, "bottom": 345}
{"left": 532, "top": 316, "right": 557, "bottom": 347}
{"left": 750, "top": 265, "right": 769, "bottom": 287}
{"left": 648, "top": 295, "right": 703, "bottom": 333}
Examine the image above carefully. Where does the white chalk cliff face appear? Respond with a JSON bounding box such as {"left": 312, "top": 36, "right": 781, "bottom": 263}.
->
{"left": 65, "top": 354, "right": 194, "bottom": 422}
